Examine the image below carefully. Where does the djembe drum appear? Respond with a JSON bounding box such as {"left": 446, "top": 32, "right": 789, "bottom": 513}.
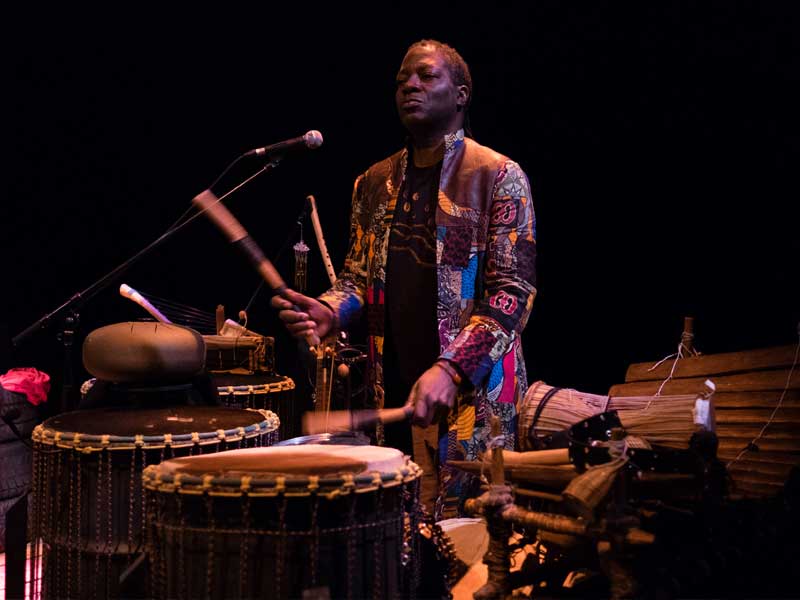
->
{"left": 29, "top": 406, "right": 280, "bottom": 600}
{"left": 143, "top": 444, "right": 423, "bottom": 599}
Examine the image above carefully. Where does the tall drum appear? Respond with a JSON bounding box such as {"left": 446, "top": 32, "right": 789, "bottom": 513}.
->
{"left": 29, "top": 406, "right": 280, "bottom": 600}
{"left": 144, "top": 444, "right": 422, "bottom": 599}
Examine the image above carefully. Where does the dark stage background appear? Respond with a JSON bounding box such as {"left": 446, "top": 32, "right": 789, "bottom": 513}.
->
{"left": 5, "top": 2, "right": 799, "bottom": 417}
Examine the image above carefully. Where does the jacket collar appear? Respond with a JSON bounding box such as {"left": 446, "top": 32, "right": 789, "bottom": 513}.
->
{"left": 443, "top": 128, "right": 466, "bottom": 156}
{"left": 403, "top": 128, "right": 465, "bottom": 159}
{"left": 399, "top": 128, "right": 465, "bottom": 178}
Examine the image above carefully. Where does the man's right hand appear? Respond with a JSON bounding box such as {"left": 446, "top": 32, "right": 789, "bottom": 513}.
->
{"left": 270, "top": 288, "right": 334, "bottom": 343}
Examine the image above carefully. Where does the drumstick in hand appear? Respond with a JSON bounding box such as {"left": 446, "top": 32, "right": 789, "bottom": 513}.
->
{"left": 192, "top": 189, "right": 320, "bottom": 346}
{"left": 302, "top": 404, "right": 414, "bottom": 435}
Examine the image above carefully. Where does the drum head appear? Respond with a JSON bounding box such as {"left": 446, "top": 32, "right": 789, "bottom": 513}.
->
{"left": 154, "top": 444, "right": 407, "bottom": 479}
{"left": 212, "top": 372, "right": 291, "bottom": 389}
{"left": 275, "top": 431, "right": 371, "bottom": 446}
{"left": 43, "top": 406, "right": 270, "bottom": 436}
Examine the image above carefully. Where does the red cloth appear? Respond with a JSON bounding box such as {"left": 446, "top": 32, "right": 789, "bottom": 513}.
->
{"left": 0, "top": 367, "right": 51, "bottom": 406}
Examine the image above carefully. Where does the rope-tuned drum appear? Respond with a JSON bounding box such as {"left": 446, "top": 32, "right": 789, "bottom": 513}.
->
{"left": 143, "top": 444, "right": 422, "bottom": 599}
{"left": 518, "top": 381, "right": 708, "bottom": 451}
{"left": 29, "top": 406, "right": 279, "bottom": 599}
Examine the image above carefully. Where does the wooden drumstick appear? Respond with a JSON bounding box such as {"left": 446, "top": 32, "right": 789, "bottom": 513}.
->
{"left": 192, "top": 189, "right": 320, "bottom": 346}
{"left": 307, "top": 195, "right": 337, "bottom": 286}
{"left": 497, "top": 448, "right": 571, "bottom": 466}
{"left": 302, "top": 404, "right": 414, "bottom": 435}
{"left": 119, "top": 283, "right": 172, "bottom": 324}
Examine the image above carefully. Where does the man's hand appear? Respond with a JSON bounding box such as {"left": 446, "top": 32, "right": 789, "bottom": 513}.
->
{"left": 270, "top": 288, "right": 334, "bottom": 344}
{"left": 408, "top": 361, "right": 459, "bottom": 427}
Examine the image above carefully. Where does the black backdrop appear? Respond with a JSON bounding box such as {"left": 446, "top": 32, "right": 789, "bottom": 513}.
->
{"left": 5, "top": 1, "right": 799, "bottom": 416}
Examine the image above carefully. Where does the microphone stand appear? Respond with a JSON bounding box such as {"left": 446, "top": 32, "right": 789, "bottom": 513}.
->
{"left": 12, "top": 157, "right": 284, "bottom": 414}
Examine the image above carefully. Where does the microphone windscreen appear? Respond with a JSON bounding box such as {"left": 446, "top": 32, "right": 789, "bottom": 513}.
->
{"left": 304, "top": 130, "right": 324, "bottom": 149}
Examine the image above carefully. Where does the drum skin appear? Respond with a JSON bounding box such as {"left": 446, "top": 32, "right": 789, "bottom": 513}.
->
{"left": 82, "top": 321, "right": 206, "bottom": 383}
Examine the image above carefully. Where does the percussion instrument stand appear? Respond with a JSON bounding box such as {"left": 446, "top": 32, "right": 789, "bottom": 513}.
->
{"left": 12, "top": 287, "right": 85, "bottom": 413}
{"left": 56, "top": 309, "right": 79, "bottom": 414}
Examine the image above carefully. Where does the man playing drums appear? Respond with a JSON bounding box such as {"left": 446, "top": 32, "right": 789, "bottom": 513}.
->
{"left": 273, "top": 39, "right": 537, "bottom": 518}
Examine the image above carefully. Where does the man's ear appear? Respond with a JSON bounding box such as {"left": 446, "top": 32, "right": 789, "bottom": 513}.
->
{"left": 456, "top": 85, "right": 469, "bottom": 110}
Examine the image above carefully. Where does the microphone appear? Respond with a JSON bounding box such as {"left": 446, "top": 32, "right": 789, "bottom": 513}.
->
{"left": 244, "top": 130, "right": 323, "bottom": 157}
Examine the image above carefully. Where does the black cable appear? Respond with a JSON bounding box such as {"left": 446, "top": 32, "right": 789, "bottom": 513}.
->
{"left": 529, "top": 386, "right": 562, "bottom": 448}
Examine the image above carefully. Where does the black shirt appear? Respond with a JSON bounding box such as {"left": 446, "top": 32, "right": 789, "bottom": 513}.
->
{"left": 383, "top": 157, "right": 442, "bottom": 400}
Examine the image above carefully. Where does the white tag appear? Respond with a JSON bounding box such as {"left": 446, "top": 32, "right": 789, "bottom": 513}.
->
{"left": 694, "top": 397, "right": 710, "bottom": 427}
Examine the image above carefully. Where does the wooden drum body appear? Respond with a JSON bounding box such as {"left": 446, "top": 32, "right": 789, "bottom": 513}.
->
{"left": 204, "top": 334, "right": 275, "bottom": 375}
{"left": 29, "top": 406, "right": 279, "bottom": 599}
{"left": 143, "top": 444, "right": 422, "bottom": 600}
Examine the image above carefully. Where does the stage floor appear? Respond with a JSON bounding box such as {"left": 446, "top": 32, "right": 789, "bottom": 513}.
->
{"left": 0, "top": 543, "right": 40, "bottom": 600}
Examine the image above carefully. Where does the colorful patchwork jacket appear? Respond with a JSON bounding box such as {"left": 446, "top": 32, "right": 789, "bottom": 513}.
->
{"left": 318, "top": 129, "right": 537, "bottom": 514}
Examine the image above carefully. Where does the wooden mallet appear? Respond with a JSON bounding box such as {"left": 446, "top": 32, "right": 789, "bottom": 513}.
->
{"left": 302, "top": 404, "right": 415, "bottom": 435}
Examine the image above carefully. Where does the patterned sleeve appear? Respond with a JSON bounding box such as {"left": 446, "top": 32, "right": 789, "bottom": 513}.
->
{"left": 440, "top": 160, "right": 538, "bottom": 387}
{"left": 316, "top": 173, "right": 368, "bottom": 330}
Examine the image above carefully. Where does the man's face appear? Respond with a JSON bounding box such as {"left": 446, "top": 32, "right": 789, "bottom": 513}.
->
{"left": 395, "top": 45, "right": 467, "bottom": 136}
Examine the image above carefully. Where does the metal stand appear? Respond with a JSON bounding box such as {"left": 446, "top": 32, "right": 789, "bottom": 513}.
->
{"left": 56, "top": 310, "right": 79, "bottom": 414}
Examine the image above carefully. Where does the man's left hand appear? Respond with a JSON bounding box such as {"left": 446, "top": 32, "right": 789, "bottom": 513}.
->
{"left": 408, "top": 363, "right": 458, "bottom": 427}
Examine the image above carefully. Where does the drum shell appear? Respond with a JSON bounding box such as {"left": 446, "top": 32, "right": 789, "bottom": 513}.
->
{"left": 148, "top": 487, "right": 409, "bottom": 599}
{"left": 29, "top": 407, "right": 279, "bottom": 600}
